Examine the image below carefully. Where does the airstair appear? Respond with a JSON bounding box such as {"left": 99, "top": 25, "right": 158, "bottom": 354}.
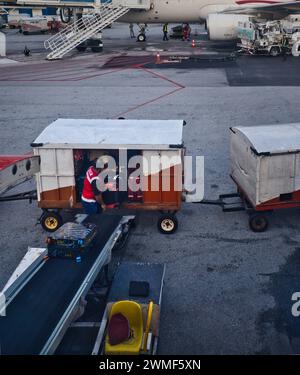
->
{"left": 44, "top": 0, "right": 150, "bottom": 60}
{"left": 0, "top": 8, "right": 8, "bottom": 15}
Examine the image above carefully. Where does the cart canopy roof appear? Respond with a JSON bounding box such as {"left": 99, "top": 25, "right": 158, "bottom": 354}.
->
{"left": 231, "top": 123, "right": 300, "bottom": 155}
{"left": 32, "top": 119, "right": 184, "bottom": 150}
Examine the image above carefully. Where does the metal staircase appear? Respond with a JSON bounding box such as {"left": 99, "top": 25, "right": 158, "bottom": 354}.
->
{"left": 44, "top": 2, "right": 131, "bottom": 60}
{"left": 0, "top": 7, "right": 8, "bottom": 16}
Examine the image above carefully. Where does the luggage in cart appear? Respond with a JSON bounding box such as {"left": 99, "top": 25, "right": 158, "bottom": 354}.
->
{"left": 31, "top": 119, "right": 201, "bottom": 234}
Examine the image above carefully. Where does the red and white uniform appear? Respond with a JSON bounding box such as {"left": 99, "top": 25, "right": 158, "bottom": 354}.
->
{"left": 81, "top": 166, "right": 99, "bottom": 203}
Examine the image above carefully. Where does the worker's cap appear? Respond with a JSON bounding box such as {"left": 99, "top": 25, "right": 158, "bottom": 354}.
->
{"left": 96, "top": 155, "right": 110, "bottom": 169}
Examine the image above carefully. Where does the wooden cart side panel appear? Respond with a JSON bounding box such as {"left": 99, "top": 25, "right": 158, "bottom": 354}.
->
{"left": 142, "top": 150, "right": 182, "bottom": 208}
{"left": 38, "top": 186, "right": 78, "bottom": 208}
{"left": 162, "top": 165, "right": 182, "bottom": 204}
{"left": 142, "top": 170, "right": 182, "bottom": 206}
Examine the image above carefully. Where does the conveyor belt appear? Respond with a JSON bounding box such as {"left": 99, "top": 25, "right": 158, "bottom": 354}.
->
{"left": 108, "top": 263, "right": 165, "bottom": 305}
{"left": 0, "top": 214, "right": 121, "bottom": 355}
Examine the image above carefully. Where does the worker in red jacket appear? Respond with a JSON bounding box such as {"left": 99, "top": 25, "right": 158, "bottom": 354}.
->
{"left": 81, "top": 160, "right": 106, "bottom": 214}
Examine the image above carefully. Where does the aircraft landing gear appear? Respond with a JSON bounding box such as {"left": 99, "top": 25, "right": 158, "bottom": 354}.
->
{"left": 137, "top": 24, "right": 147, "bottom": 42}
{"left": 137, "top": 33, "right": 146, "bottom": 42}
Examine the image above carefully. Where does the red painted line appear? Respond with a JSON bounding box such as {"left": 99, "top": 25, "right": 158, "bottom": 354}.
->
{"left": 0, "top": 68, "right": 99, "bottom": 81}
{"left": 0, "top": 56, "right": 110, "bottom": 80}
{"left": 138, "top": 66, "right": 185, "bottom": 89}
{"left": 0, "top": 67, "right": 128, "bottom": 82}
{"left": 0, "top": 56, "right": 152, "bottom": 82}
{"left": 114, "top": 86, "right": 184, "bottom": 119}
{"left": 0, "top": 55, "right": 186, "bottom": 121}
{"left": 27, "top": 66, "right": 103, "bottom": 80}
{"left": 0, "top": 61, "right": 81, "bottom": 76}
{"left": 69, "top": 66, "right": 131, "bottom": 81}
{"left": 236, "top": 0, "right": 279, "bottom": 3}
{"left": 0, "top": 78, "right": 78, "bottom": 82}
{"left": 0, "top": 62, "right": 104, "bottom": 80}
{"left": 114, "top": 65, "right": 185, "bottom": 118}
{"left": 63, "top": 59, "right": 152, "bottom": 81}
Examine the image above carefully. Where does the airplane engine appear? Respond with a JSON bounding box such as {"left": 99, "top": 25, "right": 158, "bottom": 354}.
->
{"left": 207, "top": 13, "right": 250, "bottom": 40}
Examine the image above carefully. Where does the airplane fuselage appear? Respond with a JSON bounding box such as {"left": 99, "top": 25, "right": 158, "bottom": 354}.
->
{"left": 120, "top": 0, "right": 294, "bottom": 24}
{"left": 120, "top": 0, "right": 237, "bottom": 23}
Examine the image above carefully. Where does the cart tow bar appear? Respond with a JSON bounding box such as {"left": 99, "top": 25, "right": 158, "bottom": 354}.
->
{"left": 0, "top": 189, "right": 37, "bottom": 203}
{"left": 193, "top": 193, "right": 246, "bottom": 212}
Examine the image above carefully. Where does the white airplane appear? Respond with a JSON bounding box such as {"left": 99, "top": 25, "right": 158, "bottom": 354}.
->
{"left": 119, "top": 0, "right": 300, "bottom": 40}
{"left": 11, "top": 0, "right": 300, "bottom": 40}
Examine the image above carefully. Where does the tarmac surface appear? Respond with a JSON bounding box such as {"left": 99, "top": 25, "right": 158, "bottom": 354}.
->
{"left": 1, "top": 23, "right": 300, "bottom": 354}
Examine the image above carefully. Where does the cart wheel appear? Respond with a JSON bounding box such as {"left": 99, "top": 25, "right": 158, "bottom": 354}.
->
{"left": 249, "top": 213, "right": 268, "bottom": 232}
{"left": 41, "top": 211, "right": 63, "bottom": 232}
{"left": 158, "top": 214, "right": 178, "bottom": 234}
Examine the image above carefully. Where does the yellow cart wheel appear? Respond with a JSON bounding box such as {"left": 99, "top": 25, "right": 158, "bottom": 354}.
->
{"left": 157, "top": 214, "right": 178, "bottom": 234}
{"left": 41, "top": 211, "right": 63, "bottom": 232}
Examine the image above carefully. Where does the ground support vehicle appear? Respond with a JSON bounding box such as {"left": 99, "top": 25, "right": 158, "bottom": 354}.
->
{"left": 237, "top": 19, "right": 300, "bottom": 56}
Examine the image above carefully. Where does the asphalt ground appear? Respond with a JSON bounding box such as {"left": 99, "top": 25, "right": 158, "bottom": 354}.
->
{"left": 1, "top": 22, "right": 300, "bottom": 354}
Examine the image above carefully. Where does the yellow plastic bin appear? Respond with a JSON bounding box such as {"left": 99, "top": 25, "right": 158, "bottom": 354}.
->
{"left": 105, "top": 300, "right": 143, "bottom": 355}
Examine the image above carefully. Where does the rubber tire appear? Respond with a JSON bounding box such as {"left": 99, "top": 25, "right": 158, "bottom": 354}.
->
{"left": 41, "top": 211, "right": 63, "bottom": 232}
{"left": 137, "top": 33, "right": 146, "bottom": 42}
{"left": 158, "top": 214, "right": 178, "bottom": 234}
{"left": 60, "top": 8, "right": 71, "bottom": 24}
{"left": 270, "top": 47, "right": 280, "bottom": 57}
{"left": 249, "top": 213, "right": 268, "bottom": 232}
{"left": 76, "top": 46, "right": 87, "bottom": 52}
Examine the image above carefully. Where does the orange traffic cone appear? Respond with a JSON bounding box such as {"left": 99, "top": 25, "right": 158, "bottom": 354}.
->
{"left": 191, "top": 39, "right": 196, "bottom": 48}
{"left": 156, "top": 52, "right": 161, "bottom": 64}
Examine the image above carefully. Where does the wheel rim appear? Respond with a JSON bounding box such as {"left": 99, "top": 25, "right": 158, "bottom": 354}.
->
{"left": 161, "top": 218, "right": 175, "bottom": 232}
{"left": 253, "top": 217, "right": 266, "bottom": 230}
{"left": 45, "top": 217, "right": 58, "bottom": 230}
